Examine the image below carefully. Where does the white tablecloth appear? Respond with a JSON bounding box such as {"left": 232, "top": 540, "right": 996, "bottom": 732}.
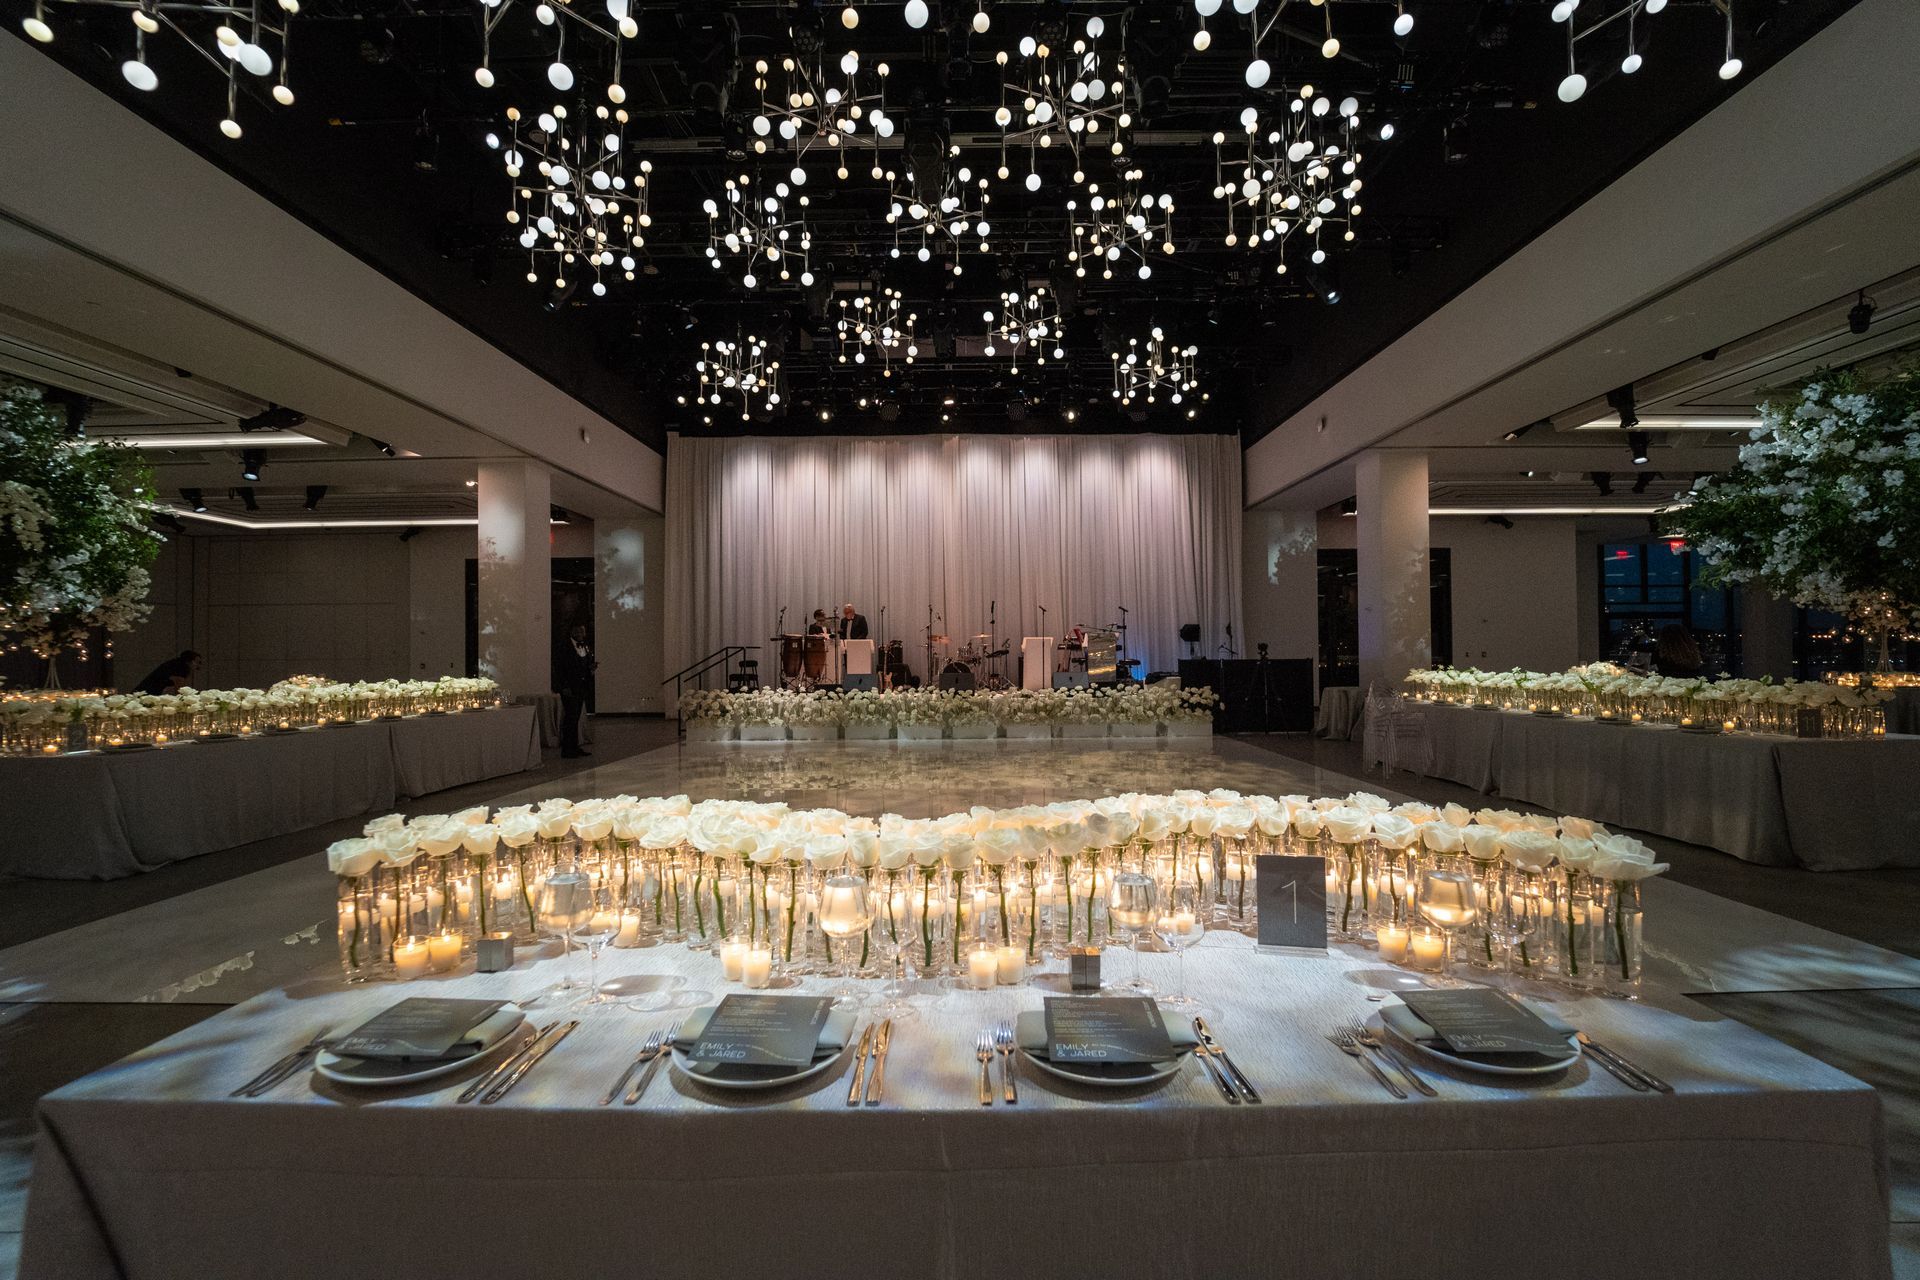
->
{"left": 18, "top": 937, "right": 1890, "bottom": 1280}
{"left": 1314, "top": 686, "right": 1364, "bottom": 740}
{"left": 1418, "top": 702, "right": 1920, "bottom": 870}
{"left": 0, "top": 707, "right": 542, "bottom": 880}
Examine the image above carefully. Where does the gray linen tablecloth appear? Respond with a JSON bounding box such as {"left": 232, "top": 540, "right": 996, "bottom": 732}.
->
{"left": 1314, "top": 685, "right": 1364, "bottom": 739}
{"left": 1417, "top": 702, "right": 1920, "bottom": 871}
{"left": 0, "top": 707, "right": 542, "bottom": 880}
{"left": 19, "top": 936, "right": 1890, "bottom": 1280}
{"left": 515, "top": 693, "right": 592, "bottom": 750}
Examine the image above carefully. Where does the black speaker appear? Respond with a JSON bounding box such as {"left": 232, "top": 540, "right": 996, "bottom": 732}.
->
{"left": 1052, "top": 671, "right": 1090, "bottom": 689}
{"left": 1180, "top": 658, "right": 1314, "bottom": 732}
{"left": 843, "top": 673, "right": 878, "bottom": 691}
{"left": 1178, "top": 622, "right": 1201, "bottom": 643}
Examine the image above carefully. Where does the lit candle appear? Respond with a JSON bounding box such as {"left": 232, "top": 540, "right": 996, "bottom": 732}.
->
{"left": 154, "top": 732, "right": 169, "bottom": 744}
{"left": 1411, "top": 931, "right": 1446, "bottom": 971}
{"left": 1679, "top": 716, "right": 1694, "bottom": 728}
{"left": 1376, "top": 923, "right": 1410, "bottom": 964}
{"left": 1721, "top": 719, "right": 1735, "bottom": 733}
{"left": 615, "top": 910, "right": 642, "bottom": 947}
{"left": 393, "top": 937, "right": 431, "bottom": 980}
{"left": 1224, "top": 856, "right": 1247, "bottom": 882}
{"left": 742, "top": 946, "right": 773, "bottom": 989}
{"left": 1172, "top": 908, "right": 1198, "bottom": 937}
{"left": 1630, "top": 712, "right": 1643, "bottom": 724}
{"left": 424, "top": 886, "right": 445, "bottom": 919}
{"left": 41, "top": 743, "right": 57, "bottom": 755}
{"left": 967, "top": 947, "right": 999, "bottom": 990}
{"left": 995, "top": 945, "right": 1026, "bottom": 985}
{"left": 427, "top": 931, "right": 462, "bottom": 972}
{"left": 493, "top": 873, "right": 515, "bottom": 903}
{"left": 721, "top": 940, "right": 748, "bottom": 981}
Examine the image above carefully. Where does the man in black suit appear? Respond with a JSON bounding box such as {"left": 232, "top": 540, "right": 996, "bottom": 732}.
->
{"left": 554, "top": 622, "right": 596, "bottom": 759}
{"left": 837, "top": 603, "right": 870, "bottom": 641}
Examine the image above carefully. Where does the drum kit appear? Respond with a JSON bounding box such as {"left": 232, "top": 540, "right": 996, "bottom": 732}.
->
{"left": 930, "top": 632, "right": 1011, "bottom": 691}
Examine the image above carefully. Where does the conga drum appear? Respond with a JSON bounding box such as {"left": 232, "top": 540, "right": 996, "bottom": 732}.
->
{"left": 804, "top": 635, "right": 828, "bottom": 680}
{"left": 780, "top": 634, "right": 805, "bottom": 680}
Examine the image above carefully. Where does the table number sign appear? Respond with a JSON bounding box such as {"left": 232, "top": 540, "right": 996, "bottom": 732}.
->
{"left": 1044, "top": 996, "right": 1176, "bottom": 1064}
{"left": 686, "top": 995, "right": 833, "bottom": 1068}
{"left": 1255, "top": 855, "right": 1329, "bottom": 953}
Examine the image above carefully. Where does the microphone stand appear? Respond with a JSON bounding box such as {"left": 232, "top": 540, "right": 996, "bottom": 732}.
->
{"left": 878, "top": 604, "right": 888, "bottom": 689}
{"left": 1115, "top": 604, "right": 1130, "bottom": 681}
{"left": 924, "top": 605, "right": 936, "bottom": 690}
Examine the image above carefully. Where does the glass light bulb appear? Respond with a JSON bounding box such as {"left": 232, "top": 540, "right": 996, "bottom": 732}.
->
{"left": 1621, "top": 51, "right": 1642, "bottom": 73}
{"left": 21, "top": 14, "right": 52, "bottom": 39}
{"left": 272, "top": 83, "right": 295, "bottom": 105}
{"left": 905, "top": 0, "right": 929, "bottom": 29}
{"left": 1394, "top": 10, "right": 1413, "bottom": 35}
{"left": 1193, "top": 29, "right": 1212, "bottom": 51}
{"left": 121, "top": 59, "right": 157, "bottom": 90}
{"left": 474, "top": 66, "right": 494, "bottom": 87}
{"left": 1557, "top": 71, "right": 1587, "bottom": 102}
{"left": 1246, "top": 58, "right": 1271, "bottom": 88}
{"left": 220, "top": 117, "right": 243, "bottom": 139}
{"left": 548, "top": 61, "right": 575, "bottom": 90}
{"left": 1718, "top": 57, "right": 1742, "bottom": 79}
{"left": 842, "top": 5, "right": 858, "bottom": 28}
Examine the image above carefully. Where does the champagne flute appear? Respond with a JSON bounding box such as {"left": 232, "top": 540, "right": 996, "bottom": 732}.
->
{"left": 1107, "top": 872, "right": 1157, "bottom": 995}
{"left": 1153, "top": 879, "right": 1207, "bottom": 1007}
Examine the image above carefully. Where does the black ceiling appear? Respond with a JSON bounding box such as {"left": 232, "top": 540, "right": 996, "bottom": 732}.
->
{"left": 10, "top": 0, "right": 1858, "bottom": 452}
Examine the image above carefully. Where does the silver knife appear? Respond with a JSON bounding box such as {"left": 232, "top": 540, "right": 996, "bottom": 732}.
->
{"left": 600, "top": 1029, "right": 665, "bottom": 1106}
{"left": 846, "top": 1023, "right": 875, "bottom": 1106}
{"left": 864, "top": 1019, "right": 893, "bottom": 1105}
{"left": 232, "top": 1027, "right": 331, "bottom": 1098}
{"left": 1193, "top": 1017, "right": 1260, "bottom": 1103}
{"left": 483, "top": 1020, "right": 578, "bottom": 1104}
{"left": 1191, "top": 1039, "right": 1240, "bottom": 1103}
{"left": 1577, "top": 1032, "right": 1671, "bottom": 1093}
{"left": 457, "top": 1022, "right": 552, "bottom": 1104}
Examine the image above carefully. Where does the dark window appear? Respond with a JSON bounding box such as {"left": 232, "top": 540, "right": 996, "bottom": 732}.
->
{"left": 1316, "top": 548, "right": 1452, "bottom": 690}
{"left": 464, "top": 557, "right": 597, "bottom": 703}
{"left": 1596, "top": 539, "right": 1739, "bottom": 675}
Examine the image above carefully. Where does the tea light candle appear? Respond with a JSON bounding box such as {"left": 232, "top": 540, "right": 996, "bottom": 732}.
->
{"left": 1224, "top": 856, "right": 1248, "bottom": 883}
{"left": 1411, "top": 930, "right": 1446, "bottom": 971}
{"left": 493, "top": 873, "right": 515, "bottom": 903}
{"left": 967, "top": 947, "right": 999, "bottom": 990}
{"left": 1721, "top": 719, "right": 1735, "bottom": 733}
{"left": 614, "top": 910, "right": 642, "bottom": 946}
{"left": 994, "top": 945, "right": 1026, "bottom": 985}
{"left": 41, "top": 743, "right": 57, "bottom": 755}
{"left": 1679, "top": 716, "right": 1694, "bottom": 728}
{"left": 1376, "top": 923, "right": 1410, "bottom": 964}
{"left": 393, "top": 937, "right": 432, "bottom": 980}
{"left": 1630, "top": 712, "right": 1643, "bottom": 724}
{"left": 742, "top": 946, "right": 773, "bottom": 988}
{"left": 154, "top": 732, "right": 169, "bottom": 744}
{"left": 427, "top": 931, "right": 462, "bottom": 972}
{"left": 1171, "top": 908, "right": 1198, "bottom": 937}
{"left": 721, "top": 940, "right": 748, "bottom": 981}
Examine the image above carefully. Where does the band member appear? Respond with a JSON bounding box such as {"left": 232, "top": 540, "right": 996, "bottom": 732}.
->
{"left": 808, "top": 609, "right": 831, "bottom": 636}
{"left": 838, "top": 602, "right": 870, "bottom": 640}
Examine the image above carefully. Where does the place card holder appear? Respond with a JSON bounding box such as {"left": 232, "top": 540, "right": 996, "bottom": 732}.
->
{"left": 475, "top": 932, "right": 516, "bottom": 973}
{"left": 1068, "top": 947, "right": 1103, "bottom": 991}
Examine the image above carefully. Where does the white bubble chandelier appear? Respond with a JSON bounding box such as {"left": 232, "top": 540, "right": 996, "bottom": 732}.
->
{"left": 703, "top": 173, "right": 816, "bottom": 291}
{"left": 1192, "top": 0, "right": 1412, "bottom": 87}
{"left": 474, "top": 0, "right": 637, "bottom": 102}
{"left": 990, "top": 13, "right": 1136, "bottom": 192}
{"left": 1066, "top": 169, "right": 1175, "bottom": 282}
{"left": 1113, "top": 327, "right": 1205, "bottom": 418}
{"left": 834, "top": 288, "right": 920, "bottom": 372}
{"left": 748, "top": 47, "right": 896, "bottom": 182}
{"left": 1211, "top": 89, "right": 1367, "bottom": 275}
{"left": 685, "top": 334, "right": 783, "bottom": 423}
{"left": 982, "top": 287, "right": 1067, "bottom": 370}
{"left": 17, "top": 0, "right": 298, "bottom": 139}
{"left": 885, "top": 157, "right": 995, "bottom": 275}
{"left": 1549, "top": 0, "right": 1744, "bottom": 104}
{"left": 491, "top": 103, "right": 652, "bottom": 298}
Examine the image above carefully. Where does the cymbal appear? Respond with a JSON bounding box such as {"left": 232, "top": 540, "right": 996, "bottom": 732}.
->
{"left": 972, "top": 633, "right": 991, "bottom": 642}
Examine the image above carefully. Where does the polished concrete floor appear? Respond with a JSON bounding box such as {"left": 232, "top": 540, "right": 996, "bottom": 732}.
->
{"left": 2, "top": 723, "right": 1917, "bottom": 1277}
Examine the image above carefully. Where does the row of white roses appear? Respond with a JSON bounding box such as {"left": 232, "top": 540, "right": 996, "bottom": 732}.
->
{"left": 680, "top": 684, "right": 1219, "bottom": 727}
{"left": 1406, "top": 665, "right": 1894, "bottom": 709}
{"left": 327, "top": 789, "right": 1668, "bottom": 885}
{"left": 0, "top": 675, "right": 499, "bottom": 726}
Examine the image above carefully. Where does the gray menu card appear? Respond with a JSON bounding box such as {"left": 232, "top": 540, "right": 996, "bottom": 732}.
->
{"left": 1400, "top": 989, "right": 1573, "bottom": 1056}
{"left": 1045, "top": 996, "right": 1176, "bottom": 1064}
{"left": 686, "top": 995, "right": 834, "bottom": 1068}
{"left": 332, "top": 998, "right": 508, "bottom": 1062}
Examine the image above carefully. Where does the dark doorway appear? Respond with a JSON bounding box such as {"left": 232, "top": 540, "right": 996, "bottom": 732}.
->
{"left": 1316, "top": 548, "right": 1453, "bottom": 690}
{"left": 465, "top": 557, "right": 596, "bottom": 704}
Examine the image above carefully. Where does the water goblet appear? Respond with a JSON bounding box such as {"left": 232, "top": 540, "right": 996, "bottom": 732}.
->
{"left": 1107, "top": 871, "right": 1157, "bottom": 995}
{"left": 1153, "top": 879, "right": 1208, "bottom": 1007}
{"left": 1416, "top": 867, "right": 1478, "bottom": 976}
{"left": 537, "top": 861, "right": 593, "bottom": 995}
{"left": 817, "top": 872, "right": 874, "bottom": 1005}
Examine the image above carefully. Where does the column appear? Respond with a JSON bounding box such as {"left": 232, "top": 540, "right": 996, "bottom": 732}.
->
{"left": 1740, "top": 587, "right": 1798, "bottom": 679}
{"left": 593, "top": 514, "right": 666, "bottom": 713}
{"left": 1355, "top": 450, "right": 1430, "bottom": 691}
{"left": 476, "top": 460, "right": 552, "bottom": 699}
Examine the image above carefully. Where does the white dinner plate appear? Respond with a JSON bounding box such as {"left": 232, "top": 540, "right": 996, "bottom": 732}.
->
{"left": 1370, "top": 1010, "right": 1577, "bottom": 1077}
{"left": 1017, "top": 1047, "right": 1190, "bottom": 1089}
{"left": 669, "top": 1043, "right": 849, "bottom": 1091}
{"left": 314, "top": 1017, "right": 533, "bottom": 1087}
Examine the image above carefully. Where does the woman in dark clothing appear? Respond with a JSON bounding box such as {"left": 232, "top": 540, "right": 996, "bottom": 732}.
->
{"left": 1653, "top": 625, "right": 1704, "bottom": 679}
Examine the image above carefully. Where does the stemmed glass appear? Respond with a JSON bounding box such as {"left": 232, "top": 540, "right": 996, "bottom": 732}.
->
{"left": 1107, "top": 871, "right": 1157, "bottom": 996}
{"left": 574, "top": 883, "right": 617, "bottom": 1008}
{"left": 816, "top": 872, "right": 873, "bottom": 1007}
{"left": 537, "top": 860, "right": 593, "bottom": 995}
{"left": 877, "top": 874, "right": 918, "bottom": 1020}
{"left": 1416, "top": 866, "right": 1478, "bottom": 977}
{"left": 1153, "top": 878, "right": 1207, "bottom": 1007}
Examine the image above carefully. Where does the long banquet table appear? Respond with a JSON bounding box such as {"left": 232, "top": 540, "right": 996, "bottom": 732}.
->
{"left": 1409, "top": 701, "right": 1920, "bottom": 871}
{"left": 19, "top": 936, "right": 1890, "bottom": 1280}
{"left": 0, "top": 706, "right": 542, "bottom": 880}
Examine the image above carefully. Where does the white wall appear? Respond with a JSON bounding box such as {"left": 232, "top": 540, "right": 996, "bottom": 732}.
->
{"left": 594, "top": 515, "right": 666, "bottom": 713}
{"left": 1319, "top": 515, "right": 1581, "bottom": 673}
{"left": 407, "top": 528, "right": 469, "bottom": 680}
{"left": 1241, "top": 508, "right": 1318, "bottom": 672}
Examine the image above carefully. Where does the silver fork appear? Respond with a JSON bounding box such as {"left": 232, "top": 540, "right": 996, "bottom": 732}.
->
{"left": 1351, "top": 1021, "right": 1436, "bottom": 1097}
{"left": 624, "top": 1021, "right": 682, "bottom": 1105}
{"left": 600, "top": 1029, "right": 665, "bottom": 1106}
{"left": 993, "top": 1023, "right": 1017, "bottom": 1104}
{"left": 974, "top": 1030, "right": 995, "bottom": 1106}
{"left": 1329, "top": 1028, "right": 1406, "bottom": 1098}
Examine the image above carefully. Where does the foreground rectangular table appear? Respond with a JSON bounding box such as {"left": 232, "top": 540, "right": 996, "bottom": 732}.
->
{"left": 21, "top": 937, "right": 1890, "bottom": 1280}
{"left": 1413, "top": 702, "right": 1920, "bottom": 870}
{"left": 0, "top": 706, "right": 542, "bottom": 880}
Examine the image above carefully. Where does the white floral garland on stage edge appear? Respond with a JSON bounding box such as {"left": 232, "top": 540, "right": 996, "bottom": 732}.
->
{"left": 327, "top": 788, "right": 1668, "bottom": 992}
{"left": 0, "top": 675, "right": 500, "bottom": 754}
{"left": 678, "top": 684, "right": 1219, "bottom": 737}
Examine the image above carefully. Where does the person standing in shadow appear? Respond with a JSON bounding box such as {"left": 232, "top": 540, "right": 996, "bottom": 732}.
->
{"left": 133, "top": 649, "right": 201, "bottom": 695}
{"left": 554, "top": 622, "right": 596, "bottom": 758}
{"left": 1653, "top": 624, "right": 1705, "bottom": 678}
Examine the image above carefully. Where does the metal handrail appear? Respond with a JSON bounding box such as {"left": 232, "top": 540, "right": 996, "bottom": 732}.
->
{"left": 662, "top": 645, "right": 760, "bottom": 721}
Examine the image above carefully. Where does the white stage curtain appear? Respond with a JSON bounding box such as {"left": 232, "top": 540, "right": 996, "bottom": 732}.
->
{"left": 664, "top": 434, "right": 1244, "bottom": 695}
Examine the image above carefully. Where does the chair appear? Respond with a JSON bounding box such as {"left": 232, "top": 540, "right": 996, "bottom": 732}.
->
{"left": 1364, "top": 686, "right": 1430, "bottom": 778}
{"left": 728, "top": 659, "right": 760, "bottom": 692}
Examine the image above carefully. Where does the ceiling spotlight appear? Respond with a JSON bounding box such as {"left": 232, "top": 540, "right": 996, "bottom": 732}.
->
{"left": 1849, "top": 290, "right": 1876, "bottom": 335}
{"left": 303, "top": 484, "right": 327, "bottom": 511}
{"left": 1486, "top": 514, "right": 1514, "bottom": 529}
{"left": 1606, "top": 383, "right": 1639, "bottom": 429}
{"left": 240, "top": 449, "right": 265, "bottom": 482}
{"left": 236, "top": 485, "right": 260, "bottom": 512}
{"left": 238, "top": 403, "right": 306, "bottom": 432}
{"left": 181, "top": 488, "right": 207, "bottom": 513}
{"left": 1591, "top": 471, "right": 1613, "bottom": 498}
{"left": 1627, "top": 431, "right": 1651, "bottom": 466}
{"left": 370, "top": 438, "right": 396, "bottom": 457}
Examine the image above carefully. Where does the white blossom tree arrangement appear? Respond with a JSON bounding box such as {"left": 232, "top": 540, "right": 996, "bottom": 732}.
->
{"left": 0, "top": 380, "right": 162, "bottom": 674}
{"left": 1667, "top": 363, "right": 1920, "bottom": 670}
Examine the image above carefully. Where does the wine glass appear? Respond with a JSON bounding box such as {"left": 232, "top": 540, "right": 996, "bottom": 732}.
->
{"left": 816, "top": 872, "right": 874, "bottom": 1006}
{"left": 1416, "top": 866, "right": 1478, "bottom": 976}
{"left": 1153, "top": 878, "right": 1207, "bottom": 1007}
{"left": 574, "top": 883, "right": 617, "bottom": 1008}
{"left": 877, "top": 874, "right": 918, "bottom": 1020}
{"left": 537, "top": 860, "right": 593, "bottom": 995}
{"left": 1107, "top": 872, "right": 1157, "bottom": 995}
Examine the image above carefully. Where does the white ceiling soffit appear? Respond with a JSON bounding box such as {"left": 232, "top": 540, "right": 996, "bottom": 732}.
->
{"left": 1246, "top": 0, "right": 1920, "bottom": 509}
{"left": 0, "top": 37, "right": 662, "bottom": 518}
